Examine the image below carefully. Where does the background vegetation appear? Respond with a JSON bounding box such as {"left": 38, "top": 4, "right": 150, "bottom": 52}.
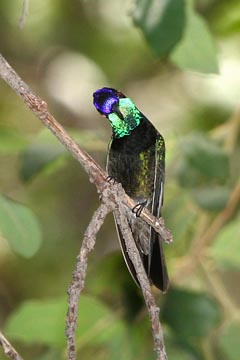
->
{"left": 0, "top": 1, "right": 240, "bottom": 359}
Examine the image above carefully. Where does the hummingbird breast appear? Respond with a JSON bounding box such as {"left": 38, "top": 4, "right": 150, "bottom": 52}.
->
{"left": 107, "top": 117, "right": 158, "bottom": 201}
{"left": 107, "top": 118, "right": 158, "bottom": 255}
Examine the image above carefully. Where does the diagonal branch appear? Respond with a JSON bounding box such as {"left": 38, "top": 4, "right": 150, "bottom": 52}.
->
{"left": 66, "top": 201, "right": 112, "bottom": 360}
{"left": 0, "top": 331, "right": 24, "bottom": 360}
{"left": 0, "top": 53, "right": 173, "bottom": 244}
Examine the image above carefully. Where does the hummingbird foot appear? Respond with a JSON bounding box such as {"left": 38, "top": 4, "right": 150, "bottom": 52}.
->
{"left": 106, "top": 175, "right": 117, "bottom": 184}
{"left": 132, "top": 201, "right": 147, "bottom": 217}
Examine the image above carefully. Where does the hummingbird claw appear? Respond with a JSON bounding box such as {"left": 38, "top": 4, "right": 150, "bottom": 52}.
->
{"left": 106, "top": 175, "right": 117, "bottom": 184}
{"left": 132, "top": 201, "right": 147, "bottom": 217}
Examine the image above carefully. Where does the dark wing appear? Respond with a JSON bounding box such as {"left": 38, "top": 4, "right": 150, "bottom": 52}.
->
{"left": 107, "top": 133, "right": 169, "bottom": 292}
{"left": 106, "top": 138, "right": 140, "bottom": 288}
{"left": 148, "top": 134, "right": 169, "bottom": 292}
{"left": 152, "top": 134, "right": 165, "bottom": 218}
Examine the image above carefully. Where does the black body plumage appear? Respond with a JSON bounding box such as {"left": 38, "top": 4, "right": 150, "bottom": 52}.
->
{"left": 93, "top": 88, "right": 169, "bottom": 292}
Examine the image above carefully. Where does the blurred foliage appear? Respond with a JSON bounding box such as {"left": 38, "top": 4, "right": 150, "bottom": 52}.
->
{"left": 0, "top": 195, "right": 42, "bottom": 257}
{"left": 0, "top": 0, "right": 240, "bottom": 360}
{"left": 133, "top": 0, "right": 186, "bottom": 57}
{"left": 171, "top": 0, "right": 218, "bottom": 73}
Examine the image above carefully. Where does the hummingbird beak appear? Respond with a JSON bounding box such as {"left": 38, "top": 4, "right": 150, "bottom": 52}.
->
{"left": 112, "top": 103, "right": 124, "bottom": 120}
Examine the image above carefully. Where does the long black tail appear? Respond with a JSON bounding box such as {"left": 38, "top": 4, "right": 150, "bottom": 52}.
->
{"left": 115, "top": 215, "right": 169, "bottom": 292}
{"left": 146, "top": 232, "right": 169, "bottom": 292}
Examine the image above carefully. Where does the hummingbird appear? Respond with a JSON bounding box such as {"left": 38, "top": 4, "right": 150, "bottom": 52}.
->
{"left": 93, "top": 87, "right": 169, "bottom": 292}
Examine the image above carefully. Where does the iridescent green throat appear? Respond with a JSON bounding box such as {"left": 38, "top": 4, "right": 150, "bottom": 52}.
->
{"left": 108, "top": 98, "right": 142, "bottom": 138}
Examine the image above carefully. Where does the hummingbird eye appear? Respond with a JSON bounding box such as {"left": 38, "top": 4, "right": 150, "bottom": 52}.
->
{"left": 117, "top": 91, "right": 126, "bottom": 98}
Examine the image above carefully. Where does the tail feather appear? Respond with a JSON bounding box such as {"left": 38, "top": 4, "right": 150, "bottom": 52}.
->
{"left": 149, "top": 233, "right": 169, "bottom": 292}
{"left": 114, "top": 214, "right": 169, "bottom": 292}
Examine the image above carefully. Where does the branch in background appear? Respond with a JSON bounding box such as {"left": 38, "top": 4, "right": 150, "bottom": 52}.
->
{"left": 173, "top": 176, "right": 240, "bottom": 282}
{"left": 192, "top": 176, "right": 240, "bottom": 256}
{"left": 199, "top": 260, "right": 239, "bottom": 319}
{"left": 0, "top": 53, "right": 170, "bottom": 360}
{"left": 0, "top": 331, "right": 24, "bottom": 360}
{"left": 19, "top": 0, "right": 29, "bottom": 29}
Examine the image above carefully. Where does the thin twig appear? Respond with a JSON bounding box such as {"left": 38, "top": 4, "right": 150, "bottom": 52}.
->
{"left": 199, "top": 260, "right": 240, "bottom": 319}
{"left": 114, "top": 203, "right": 167, "bottom": 360}
{"left": 18, "top": 0, "right": 29, "bottom": 29}
{"left": 0, "top": 331, "right": 24, "bottom": 360}
{"left": 173, "top": 176, "right": 240, "bottom": 282}
{"left": 66, "top": 201, "right": 112, "bottom": 360}
{"left": 19, "top": 0, "right": 29, "bottom": 29}
{"left": 192, "top": 177, "right": 240, "bottom": 254}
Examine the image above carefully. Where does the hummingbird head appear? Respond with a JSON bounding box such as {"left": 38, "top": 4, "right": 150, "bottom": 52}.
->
{"left": 93, "top": 87, "right": 142, "bottom": 138}
{"left": 93, "top": 87, "right": 125, "bottom": 116}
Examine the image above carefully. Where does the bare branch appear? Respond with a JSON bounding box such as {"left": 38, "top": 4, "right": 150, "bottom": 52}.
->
{"left": 19, "top": 0, "right": 29, "bottom": 29}
{"left": 114, "top": 204, "right": 167, "bottom": 360}
{"left": 66, "top": 201, "right": 112, "bottom": 360}
{"left": 0, "top": 331, "right": 24, "bottom": 360}
{"left": 0, "top": 53, "right": 173, "bottom": 244}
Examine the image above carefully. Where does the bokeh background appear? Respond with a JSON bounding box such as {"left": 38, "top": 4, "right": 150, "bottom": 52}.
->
{"left": 0, "top": 1, "right": 240, "bottom": 359}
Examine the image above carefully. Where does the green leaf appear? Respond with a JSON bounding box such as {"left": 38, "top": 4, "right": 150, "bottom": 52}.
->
{"left": 191, "top": 186, "right": 230, "bottom": 211}
{"left": 20, "top": 142, "right": 66, "bottom": 181}
{"left": 32, "top": 349, "right": 64, "bottom": 360}
{"left": 0, "top": 129, "right": 28, "bottom": 153}
{"left": 213, "top": 2, "right": 240, "bottom": 36}
{"left": 171, "top": 1, "right": 219, "bottom": 73}
{"left": 88, "top": 254, "right": 127, "bottom": 295}
{"left": 218, "top": 321, "right": 240, "bottom": 360}
{"left": 5, "top": 295, "right": 129, "bottom": 352}
{"left": 162, "top": 288, "right": 220, "bottom": 339}
{"left": 75, "top": 297, "right": 128, "bottom": 351}
{"left": 88, "top": 253, "right": 144, "bottom": 322}
{"left": 0, "top": 195, "right": 42, "bottom": 257}
{"left": 132, "top": 0, "right": 186, "bottom": 56}
{"left": 208, "top": 216, "right": 240, "bottom": 269}
{"left": 5, "top": 297, "right": 67, "bottom": 347}
{"left": 164, "top": 189, "right": 197, "bottom": 246}
{"left": 176, "top": 159, "right": 205, "bottom": 188}
{"left": 167, "top": 345, "right": 197, "bottom": 360}
{"left": 20, "top": 129, "right": 66, "bottom": 181}
{"left": 129, "top": 317, "right": 155, "bottom": 359}
{"left": 20, "top": 128, "right": 106, "bottom": 181}
{"left": 179, "top": 134, "right": 229, "bottom": 181}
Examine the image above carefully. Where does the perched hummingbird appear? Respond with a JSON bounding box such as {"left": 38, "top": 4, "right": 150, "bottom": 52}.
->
{"left": 93, "top": 87, "right": 169, "bottom": 292}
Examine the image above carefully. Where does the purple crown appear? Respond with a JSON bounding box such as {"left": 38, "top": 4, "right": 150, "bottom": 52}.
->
{"left": 93, "top": 87, "right": 125, "bottom": 115}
